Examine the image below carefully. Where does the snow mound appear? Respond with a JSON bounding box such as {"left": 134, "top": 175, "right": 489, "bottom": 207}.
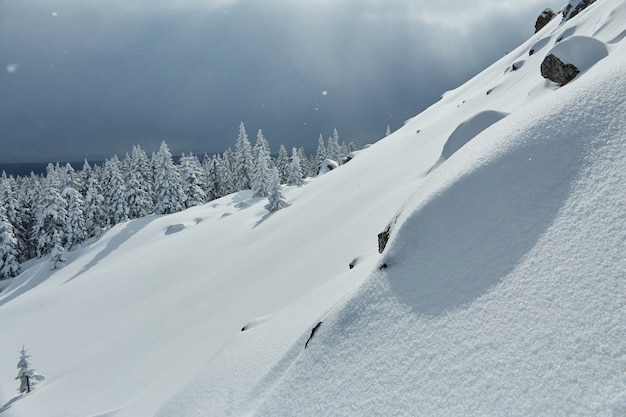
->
{"left": 247, "top": 49, "right": 626, "bottom": 417}
{"left": 549, "top": 36, "right": 608, "bottom": 72}
{"left": 440, "top": 110, "right": 508, "bottom": 160}
{"left": 164, "top": 224, "right": 185, "bottom": 235}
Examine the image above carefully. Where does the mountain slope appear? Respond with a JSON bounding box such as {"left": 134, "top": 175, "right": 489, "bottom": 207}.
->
{"left": 1, "top": 1, "right": 625, "bottom": 416}
{"left": 160, "top": 1, "right": 626, "bottom": 416}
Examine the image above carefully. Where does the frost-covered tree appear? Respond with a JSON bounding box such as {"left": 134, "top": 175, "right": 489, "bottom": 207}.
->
{"left": 49, "top": 229, "right": 66, "bottom": 269}
{"left": 234, "top": 122, "right": 253, "bottom": 191}
{"left": 0, "top": 207, "right": 21, "bottom": 280}
{"left": 275, "top": 144, "right": 290, "bottom": 184}
{"left": 32, "top": 165, "right": 68, "bottom": 257}
{"left": 265, "top": 167, "right": 289, "bottom": 213}
{"left": 1, "top": 172, "right": 28, "bottom": 261}
{"left": 287, "top": 147, "right": 306, "bottom": 186}
{"left": 126, "top": 145, "right": 154, "bottom": 218}
{"left": 154, "top": 141, "right": 185, "bottom": 214}
{"left": 16, "top": 345, "right": 45, "bottom": 394}
{"left": 203, "top": 155, "right": 219, "bottom": 201}
{"left": 83, "top": 164, "right": 107, "bottom": 239}
{"left": 64, "top": 187, "right": 86, "bottom": 250}
{"left": 252, "top": 130, "right": 272, "bottom": 197}
{"left": 219, "top": 149, "right": 237, "bottom": 196}
{"left": 180, "top": 153, "right": 207, "bottom": 208}
{"left": 102, "top": 156, "right": 128, "bottom": 225}
{"left": 314, "top": 134, "right": 327, "bottom": 175}
{"left": 327, "top": 128, "right": 341, "bottom": 163}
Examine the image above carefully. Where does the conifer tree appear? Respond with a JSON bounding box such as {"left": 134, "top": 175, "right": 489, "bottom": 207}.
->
{"left": 83, "top": 164, "right": 107, "bottom": 239}
{"left": 64, "top": 187, "right": 86, "bottom": 250}
{"left": 275, "top": 144, "right": 291, "bottom": 184}
{"left": 180, "top": 153, "right": 207, "bottom": 208}
{"left": 126, "top": 145, "right": 154, "bottom": 218}
{"left": 203, "top": 155, "right": 219, "bottom": 201}
{"left": 252, "top": 130, "right": 272, "bottom": 197}
{"left": 0, "top": 207, "right": 21, "bottom": 280}
{"left": 234, "top": 122, "right": 253, "bottom": 191}
{"left": 287, "top": 147, "right": 305, "bottom": 186}
{"left": 386, "top": 124, "right": 391, "bottom": 136}
{"left": 32, "top": 165, "right": 68, "bottom": 257}
{"left": 265, "top": 167, "right": 288, "bottom": 213}
{"left": 102, "top": 156, "right": 129, "bottom": 225}
{"left": 314, "top": 135, "right": 327, "bottom": 175}
{"left": 49, "top": 229, "right": 66, "bottom": 269}
{"left": 154, "top": 141, "right": 185, "bottom": 215}
{"left": 1, "top": 172, "right": 28, "bottom": 261}
{"left": 16, "top": 345, "right": 45, "bottom": 394}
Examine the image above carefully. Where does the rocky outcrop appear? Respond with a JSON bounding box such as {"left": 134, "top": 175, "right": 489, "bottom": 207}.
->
{"left": 535, "top": 8, "right": 556, "bottom": 33}
{"left": 562, "top": 0, "right": 597, "bottom": 22}
{"left": 540, "top": 54, "right": 580, "bottom": 86}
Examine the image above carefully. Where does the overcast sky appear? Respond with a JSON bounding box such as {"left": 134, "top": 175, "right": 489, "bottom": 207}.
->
{"left": 0, "top": 0, "right": 564, "bottom": 164}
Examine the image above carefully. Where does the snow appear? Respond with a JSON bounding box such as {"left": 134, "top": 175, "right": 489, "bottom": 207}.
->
{"left": 2, "top": 1, "right": 626, "bottom": 416}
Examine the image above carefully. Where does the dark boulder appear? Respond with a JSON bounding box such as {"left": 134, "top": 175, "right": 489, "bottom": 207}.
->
{"left": 541, "top": 54, "right": 580, "bottom": 86}
{"left": 535, "top": 8, "right": 556, "bottom": 33}
{"left": 562, "top": 0, "right": 596, "bottom": 22}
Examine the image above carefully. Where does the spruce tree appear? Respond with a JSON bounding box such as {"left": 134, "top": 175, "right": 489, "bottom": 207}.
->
{"left": 0, "top": 207, "right": 21, "bottom": 280}
{"left": 287, "top": 147, "right": 306, "bottom": 186}
{"left": 234, "top": 122, "right": 253, "bottom": 191}
{"left": 102, "top": 156, "right": 129, "bottom": 225}
{"left": 16, "top": 345, "right": 45, "bottom": 394}
{"left": 32, "top": 165, "right": 68, "bottom": 257}
{"left": 275, "top": 144, "right": 290, "bottom": 184}
{"left": 180, "top": 153, "right": 207, "bottom": 208}
{"left": 265, "top": 167, "right": 289, "bottom": 213}
{"left": 49, "top": 229, "right": 66, "bottom": 269}
{"left": 154, "top": 141, "right": 185, "bottom": 215}
{"left": 252, "top": 130, "right": 272, "bottom": 197}
{"left": 64, "top": 187, "right": 86, "bottom": 250}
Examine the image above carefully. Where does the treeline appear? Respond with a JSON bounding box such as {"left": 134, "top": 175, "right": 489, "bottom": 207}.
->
{"left": 0, "top": 123, "right": 358, "bottom": 278}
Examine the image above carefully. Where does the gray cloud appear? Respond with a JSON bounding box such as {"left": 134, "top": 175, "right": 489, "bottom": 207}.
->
{"left": 0, "top": 0, "right": 563, "bottom": 163}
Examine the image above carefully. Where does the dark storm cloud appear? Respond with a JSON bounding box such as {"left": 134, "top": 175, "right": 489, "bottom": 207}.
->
{"left": 0, "top": 0, "right": 564, "bottom": 163}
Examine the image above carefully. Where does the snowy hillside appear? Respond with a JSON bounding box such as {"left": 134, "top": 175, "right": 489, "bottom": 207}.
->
{"left": 2, "top": 0, "right": 626, "bottom": 416}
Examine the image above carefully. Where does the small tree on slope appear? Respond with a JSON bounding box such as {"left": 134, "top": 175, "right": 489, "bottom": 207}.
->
{"left": 16, "top": 345, "right": 45, "bottom": 394}
{"left": 265, "top": 167, "right": 289, "bottom": 213}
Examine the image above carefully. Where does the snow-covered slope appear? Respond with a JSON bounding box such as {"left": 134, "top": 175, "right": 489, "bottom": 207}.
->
{"left": 2, "top": 1, "right": 625, "bottom": 416}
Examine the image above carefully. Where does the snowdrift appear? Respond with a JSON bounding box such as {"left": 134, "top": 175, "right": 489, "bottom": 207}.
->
{"left": 1, "top": 1, "right": 625, "bottom": 416}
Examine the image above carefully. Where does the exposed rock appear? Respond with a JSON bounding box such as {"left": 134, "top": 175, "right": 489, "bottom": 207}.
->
{"left": 562, "top": 0, "right": 596, "bottom": 23}
{"left": 304, "top": 322, "right": 322, "bottom": 349}
{"left": 378, "top": 226, "right": 391, "bottom": 254}
{"left": 535, "top": 8, "right": 556, "bottom": 33}
{"left": 541, "top": 54, "right": 580, "bottom": 86}
{"left": 319, "top": 159, "right": 339, "bottom": 175}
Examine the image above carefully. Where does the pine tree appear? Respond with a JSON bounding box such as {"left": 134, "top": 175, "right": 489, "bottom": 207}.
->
{"left": 126, "top": 145, "right": 154, "bottom": 218}
{"left": 83, "top": 164, "right": 107, "bottom": 239}
{"left": 314, "top": 134, "right": 327, "bottom": 175}
{"left": 102, "top": 156, "right": 129, "bottom": 225}
{"left": 154, "top": 141, "right": 185, "bottom": 215}
{"left": 252, "top": 130, "right": 272, "bottom": 197}
{"left": 16, "top": 345, "right": 45, "bottom": 394}
{"left": 64, "top": 187, "right": 86, "bottom": 250}
{"left": 32, "top": 165, "right": 68, "bottom": 257}
{"left": 0, "top": 207, "right": 21, "bottom": 280}
{"left": 49, "top": 229, "right": 66, "bottom": 269}
{"left": 287, "top": 147, "right": 306, "bottom": 186}
{"left": 265, "top": 167, "right": 289, "bottom": 213}
{"left": 275, "top": 144, "right": 291, "bottom": 184}
{"left": 180, "top": 153, "right": 207, "bottom": 208}
{"left": 233, "top": 122, "right": 253, "bottom": 191}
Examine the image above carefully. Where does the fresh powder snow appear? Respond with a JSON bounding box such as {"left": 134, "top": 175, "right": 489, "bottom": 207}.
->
{"left": 1, "top": 1, "right": 626, "bottom": 416}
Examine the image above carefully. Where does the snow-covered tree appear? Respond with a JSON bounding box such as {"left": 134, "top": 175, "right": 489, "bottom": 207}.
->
{"left": 102, "top": 156, "right": 128, "bottom": 225}
{"left": 327, "top": 128, "right": 341, "bottom": 163}
{"left": 275, "top": 144, "right": 290, "bottom": 184}
{"left": 1, "top": 172, "right": 28, "bottom": 261}
{"left": 180, "top": 153, "right": 207, "bottom": 208}
{"left": 386, "top": 124, "right": 391, "bottom": 136}
{"left": 64, "top": 187, "right": 86, "bottom": 250}
{"left": 49, "top": 229, "right": 66, "bottom": 269}
{"left": 314, "top": 134, "right": 327, "bottom": 175}
{"left": 126, "top": 146, "right": 154, "bottom": 218}
{"left": 83, "top": 164, "right": 107, "bottom": 239}
{"left": 154, "top": 141, "right": 185, "bottom": 214}
{"left": 287, "top": 147, "right": 305, "bottom": 186}
{"left": 0, "top": 207, "right": 20, "bottom": 280}
{"left": 265, "top": 167, "right": 289, "bottom": 213}
{"left": 32, "top": 165, "right": 68, "bottom": 257}
{"left": 16, "top": 345, "right": 45, "bottom": 394}
{"left": 233, "top": 122, "right": 253, "bottom": 191}
{"left": 252, "top": 130, "right": 272, "bottom": 197}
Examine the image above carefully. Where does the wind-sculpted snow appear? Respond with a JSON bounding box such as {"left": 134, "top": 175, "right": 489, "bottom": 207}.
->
{"left": 249, "top": 51, "right": 626, "bottom": 417}
{"left": 439, "top": 110, "right": 508, "bottom": 161}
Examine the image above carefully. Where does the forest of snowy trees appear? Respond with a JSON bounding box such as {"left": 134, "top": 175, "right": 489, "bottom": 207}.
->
{"left": 0, "top": 123, "right": 358, "bottom": 279}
